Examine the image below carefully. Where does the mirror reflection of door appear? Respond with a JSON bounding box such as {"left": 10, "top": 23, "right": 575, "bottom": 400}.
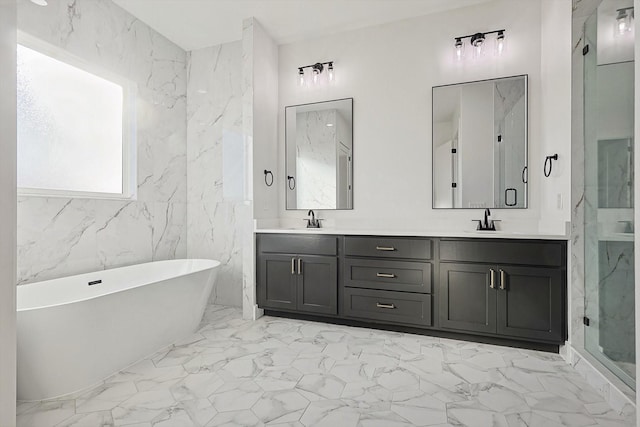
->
{"left": 432, "top": 75, "right": 528, "bottom": 209}
{"left": 285, "top": 98, "right": 353, "bottom": 210}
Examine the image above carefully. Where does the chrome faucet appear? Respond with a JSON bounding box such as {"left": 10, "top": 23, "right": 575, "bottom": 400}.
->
{"left": 306, "top": 210, "right": 321, "bottom": 228}
{"left": 474, "top": 208, "right": 499, "bottom": 231}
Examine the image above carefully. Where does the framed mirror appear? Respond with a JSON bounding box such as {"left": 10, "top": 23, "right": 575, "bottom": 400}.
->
{"left": 285, "top": 98, "right": 353, "bottom": 210}
{"left": 432, "top": 75, "right": 528, "bottom": 209}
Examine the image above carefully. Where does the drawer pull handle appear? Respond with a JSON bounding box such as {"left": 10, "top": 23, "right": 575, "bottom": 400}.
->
{"left": 489, "top": 269, "right": 496, "bottom": 289}
{"left": 500, "top": 269, "right": 506, "bottom": 290}
{"left": 376, "top": 273, "right": 396, "bottom": 278}
{"left": 291, "top": 258, "right": 295, "bottom": 275}
{"left": 376, "top": 246, "right": 396, "bottom": 251}
{"left": 376, "top": 303, "right": 396, "bottom": 309}
{"left": 298, "top": 258, "right": 302, "bottom": 275}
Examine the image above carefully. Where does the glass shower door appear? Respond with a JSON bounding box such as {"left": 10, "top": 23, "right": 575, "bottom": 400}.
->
{"left": 583, "top": 2, "right": 636, "bottom": 390}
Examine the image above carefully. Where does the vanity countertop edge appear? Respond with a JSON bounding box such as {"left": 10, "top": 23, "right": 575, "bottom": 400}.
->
{"left": 254, "top": 228, "right": 569, "bottom": 240}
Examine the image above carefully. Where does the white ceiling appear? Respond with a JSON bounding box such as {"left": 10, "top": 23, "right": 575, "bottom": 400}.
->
{"left": 112, "top": 0, "right": 493, "bottom": 51}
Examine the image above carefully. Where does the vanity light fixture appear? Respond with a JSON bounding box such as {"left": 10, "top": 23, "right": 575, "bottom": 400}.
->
{"left": 453, "top": 29, "right": 506, "bottom": 60}
{"left": 297, "top": 61, "right": 335, "bottom": 87}
{"left": 616, "top": 7, "right": 634, "bottom": 35}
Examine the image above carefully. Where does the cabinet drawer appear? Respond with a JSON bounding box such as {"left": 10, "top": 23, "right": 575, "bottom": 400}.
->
{"left": 258, "top": 234, "right": 338, "bottom": 256}
{"left": 345, "top": 236, "right": 432, "bottom": 260}
{"left": 343, "top": 288, "right": 432, "bottom": 326}
{"left": 344, "top": 259, "right": 432, "bottom": 293}
{"left": 439, "top": 239, "right": 565, "bottom": 267}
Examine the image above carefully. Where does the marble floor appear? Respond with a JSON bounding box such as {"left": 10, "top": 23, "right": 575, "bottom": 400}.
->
{"left": 17, "top": 305, "right": 635, "bottom": 427}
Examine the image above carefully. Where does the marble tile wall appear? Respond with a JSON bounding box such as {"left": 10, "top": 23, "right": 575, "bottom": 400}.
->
{"left": 16, "top": 0, "right": 187, "bottom": 284}
{"left": 186, "top": 42, "right": 244, "bottom": 307}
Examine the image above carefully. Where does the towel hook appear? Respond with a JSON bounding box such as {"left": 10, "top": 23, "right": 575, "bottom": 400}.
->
{"left": 287, "top": 175, "right": 296, "bottom": 190}
{"left": 544, "top": 154, "right": 558, "bottom": 177}
{"left": 264, "top": 170, "right": 274, "bottom": 187}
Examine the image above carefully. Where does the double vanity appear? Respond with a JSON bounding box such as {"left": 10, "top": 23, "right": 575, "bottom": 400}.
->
{"left": 263, "top": 73, "right": 567, "bottom": 351}
{"left": 256, "top": 230, "right": 567, "bottom": 350}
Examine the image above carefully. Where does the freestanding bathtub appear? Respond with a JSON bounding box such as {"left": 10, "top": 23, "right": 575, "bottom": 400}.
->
{"left": 17, "top": 259, "right": 219, "bottom": 401}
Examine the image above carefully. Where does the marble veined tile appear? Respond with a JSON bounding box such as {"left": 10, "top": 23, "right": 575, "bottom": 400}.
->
{"left": 111, "top": 390, "right": 177, "bottom": 425}
{"left": 16, "top": 400, "right": 76, "bottom": 427}
{"left": 251, "top": 390, "right": 309, "bottom": 424}
{"left": 54, "top": 411, "right": 115, "bottom": 427}
{"left": 205, "top": 409, "right": 262, "bottom": 427}
{"left": 298, "top": 400, "right": 361, "bottom": 427}
{"left": 208, "top": 380, "right": 263, "bottom": 412}
{"left": 16, "top": 0, "right": 187, "bottom": 286}
{"left": 75, "top": 381, "right": 138, "bottom": 413}
{"left": 17, "top": 306, "right": 634, "bottom": 427}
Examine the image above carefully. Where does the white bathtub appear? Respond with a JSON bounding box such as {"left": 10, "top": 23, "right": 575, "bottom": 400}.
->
{"left": 17, "top": 259, "right": 219, "bottom": 401}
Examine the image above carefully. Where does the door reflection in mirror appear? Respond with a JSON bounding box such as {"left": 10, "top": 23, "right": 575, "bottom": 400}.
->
{"left": 285, "top": 98, "right": 353, "bottom": 210}
{"left": 432, "top": 75, "right": 528, "bottom": 209}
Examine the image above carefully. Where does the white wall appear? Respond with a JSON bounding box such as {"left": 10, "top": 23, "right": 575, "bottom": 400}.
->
{"left": 252, "top": 21, "right": 279, "bottom": 221}
{"left": 243, "top": 18, "right": 278, "bottom": 319}
{"left": 277, "top": 0, "right": 571, "bottom": 233}
{"left": 16, "top": 0, "right": 187, "bottom": 284}
{"left": 540, "top": 0, "right": 572, "bottom": 231}
{"left": 0, "top": 1, "right": 17, "bottom": 423}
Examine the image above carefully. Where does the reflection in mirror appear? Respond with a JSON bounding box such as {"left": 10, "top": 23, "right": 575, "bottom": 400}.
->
{"left": 432, "top": 75, "right": 528, "bottom": 209}
{"left": 285, "top": 98, "right": 353, "bottom": 210}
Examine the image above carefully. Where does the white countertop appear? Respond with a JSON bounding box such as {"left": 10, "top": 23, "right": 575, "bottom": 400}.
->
{"left": 254, "top": 227, "right": 569, "bottom": 240}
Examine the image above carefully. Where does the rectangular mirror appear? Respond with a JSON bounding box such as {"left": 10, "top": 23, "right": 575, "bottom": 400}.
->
{"left": 432, "top": 75, "right": 528, "bottom": 209}
{"left": 285, "top": 98, "right": 353, "bottom": 210}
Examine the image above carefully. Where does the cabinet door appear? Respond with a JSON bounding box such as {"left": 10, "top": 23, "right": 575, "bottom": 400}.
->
{"left": 297, "top": 255, "right": 338, "bottom": 315}
{"left": 258, "top": 254, "right": 297, "bottom": 310}
{"left": 439, "top": 263, "right": 497, "bottom": 334}
{"left": 496, "top": 266, "right": 564, "bottom": 342}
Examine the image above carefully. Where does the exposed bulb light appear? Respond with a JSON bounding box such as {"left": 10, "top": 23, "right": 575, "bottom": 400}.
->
{"left": 328, "top": 62, "right": 334, "bottom": 82}
{"left": 312, "top": 62, "right": 323, "bottom": 84}
{"left": 455, "top": 38, "right": 464, "bottom": 61}
{"left": 496, "top": 31, "right": 505, "bottom": 56}
{"left": 30, "top": 0, "right": 48, "bottom": 5}
{"left": 326, "top": 123, "right": 334, "bottom": 127}
{"left": 470, "top": 33, "right": 485, "bottom": 58}
{"left": 298, "top": 68, "right": 305, "bottom": 87}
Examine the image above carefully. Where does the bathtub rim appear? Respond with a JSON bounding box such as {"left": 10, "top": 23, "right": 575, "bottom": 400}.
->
{"left": 17, "top": 258, "right": 220, "bottom": 312}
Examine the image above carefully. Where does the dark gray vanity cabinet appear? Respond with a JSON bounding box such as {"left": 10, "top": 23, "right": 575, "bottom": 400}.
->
{"left": 257, "top": 234, "right": 339, "bottom": 315}
{"left": 256, "top": 233, "right": 567, "bottom": 346}
{"left": 496, "top": 266, "right": 563, "bottom": 342}
{"left": 259, "top": 254, "right": 297, "bottom": 310}
{"left": 439, "top": 263, "right": 497, "bottom": 334}
{"left": 342, "top": 236, "right": 433, "bottom": 327}
{"left": 438, "top": 239, "right": 566, "bottom": 343}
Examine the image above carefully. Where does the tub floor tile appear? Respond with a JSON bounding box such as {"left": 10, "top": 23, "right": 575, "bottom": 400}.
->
{"left": 16, "top": 305, "right": 636, "bottom": 427}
